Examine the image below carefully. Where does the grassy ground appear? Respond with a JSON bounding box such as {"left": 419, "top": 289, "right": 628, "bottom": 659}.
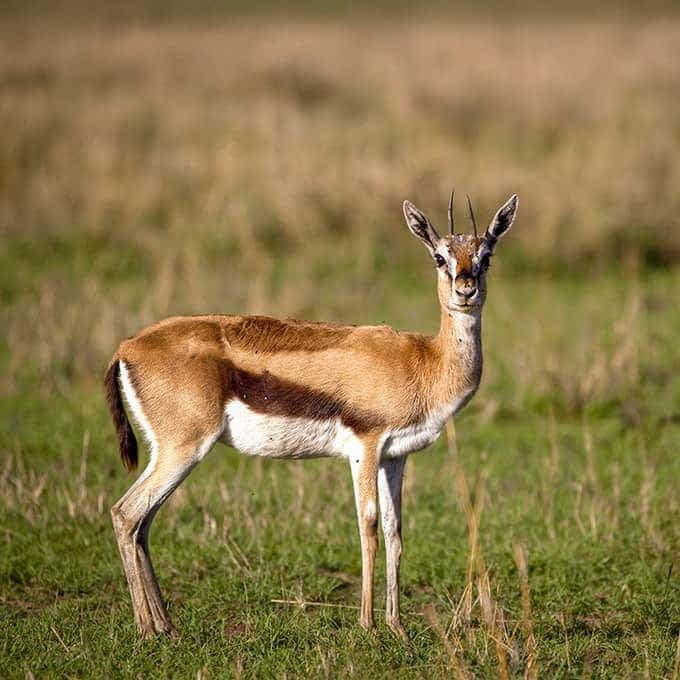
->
{"left": 1, "top": 12, "right": 680, "bottom": 679}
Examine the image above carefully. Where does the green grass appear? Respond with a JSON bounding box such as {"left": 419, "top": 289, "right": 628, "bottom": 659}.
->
{"left": 2, "top": 374, "right": 679, "bottom": 677}
{"left": 2, "top": 13, "right": 680, "bottom": 678}
{"left": 2, "top": 268, "right": 679, "bottom": 677}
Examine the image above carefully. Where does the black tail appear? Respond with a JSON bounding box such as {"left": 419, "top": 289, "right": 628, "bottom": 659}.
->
{"left": 104, "top": 358, "right": 138, "bottom": 472}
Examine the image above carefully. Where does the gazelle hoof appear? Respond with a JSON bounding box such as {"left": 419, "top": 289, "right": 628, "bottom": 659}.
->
{"left": 138, "top": 620, "right": 178, "bottom": 640}
{"left": 154, "top": 619, "right": 179, "bottom": 639}
{"left": 139, "top": 625, "right": 157, "bottom": 640}
{"left": 387, "top": 620, "right": 409, "bottom": 643}
{"left": 359, "top": 617, "right": 375, "bottom": 633}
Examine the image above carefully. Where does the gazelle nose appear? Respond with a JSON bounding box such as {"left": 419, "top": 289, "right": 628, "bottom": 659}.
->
{"left": 456, "top": 278, "right": 477, "bottom": 299}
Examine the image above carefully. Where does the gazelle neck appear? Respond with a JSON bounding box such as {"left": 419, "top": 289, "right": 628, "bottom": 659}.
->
{"left": 433, "top": 305, "right": 483, "bottom": 412}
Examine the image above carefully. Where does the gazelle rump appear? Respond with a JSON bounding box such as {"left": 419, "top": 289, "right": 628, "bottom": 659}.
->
{"left": 105, "top": 192, "right": 518, "bottom": 640}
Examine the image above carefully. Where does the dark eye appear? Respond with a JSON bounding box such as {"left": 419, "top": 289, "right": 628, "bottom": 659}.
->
{"left": 434, "top": 254, "right": 446, "bottom": 268}
{"left": 479, "top": 253, "right": 491, "bottom": 270}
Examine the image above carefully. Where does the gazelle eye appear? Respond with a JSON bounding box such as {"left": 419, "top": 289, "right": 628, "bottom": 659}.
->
{"left": 434, "top": 254, "right": 446, "bottom": 268}
{"left": 479, "top": 253, "right": 491, "bottom": 270}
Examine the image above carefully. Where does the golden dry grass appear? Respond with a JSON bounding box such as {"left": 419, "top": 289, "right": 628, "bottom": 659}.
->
{"left": 2, "top": 17, "right": 680, "bottom": 397}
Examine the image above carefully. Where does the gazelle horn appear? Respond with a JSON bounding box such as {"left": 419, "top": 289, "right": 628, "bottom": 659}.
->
{"left": 448, "top": 189, "right": 455, "bottom": 236}
{"left": 465, "top": 193, "right": 478, "bottom": 238}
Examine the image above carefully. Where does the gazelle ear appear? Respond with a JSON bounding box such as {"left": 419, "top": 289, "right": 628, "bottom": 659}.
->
{"left": 403, "top": 201, "right": 440, "bottom": 255}
{"left": 479, "top": 194, "right": 518, "bottom": 257}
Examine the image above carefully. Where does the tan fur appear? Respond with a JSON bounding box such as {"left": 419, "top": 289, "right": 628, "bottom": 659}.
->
{"left": 114, "top": 314, "right": 464, "bottom": 441}
{"left": 352, "top": 433, "right": 381, "bottom": 631}
{"left": 106, "top": 193, "right": 517, "bottom": 640}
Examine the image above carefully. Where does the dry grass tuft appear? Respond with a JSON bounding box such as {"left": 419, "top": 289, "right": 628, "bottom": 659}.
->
{"left": 514, "top": 543, "right": 537, "bottom": 680}
{"left": 427, "top": 419, "right": 538, "bottom": 676}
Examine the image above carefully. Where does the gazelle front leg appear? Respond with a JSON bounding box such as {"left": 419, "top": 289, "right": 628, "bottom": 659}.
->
{"left": 349, "top": 437, "right": 379, "bottom": 631}
{"left": 378, "top": 456, "right": 407, "bottom": 641}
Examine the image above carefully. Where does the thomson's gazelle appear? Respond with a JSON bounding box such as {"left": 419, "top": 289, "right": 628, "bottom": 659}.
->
{"left": 105, "top": 192, "right": 518, "bottom": 639}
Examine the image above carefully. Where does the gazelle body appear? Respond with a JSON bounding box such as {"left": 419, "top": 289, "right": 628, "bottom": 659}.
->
{"left": 106, "top": 193, "right": 518, "bottom": 639}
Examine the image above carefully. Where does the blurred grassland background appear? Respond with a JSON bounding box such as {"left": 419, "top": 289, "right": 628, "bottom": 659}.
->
{"left": 1, "top": 1, "right": 680, "bottom": 678}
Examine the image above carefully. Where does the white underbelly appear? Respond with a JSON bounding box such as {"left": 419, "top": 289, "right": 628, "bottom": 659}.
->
{"left": 221, "top": 400, "right": 360, "bottom": 460}
{"left": 221, "top": 391, "right": 473, "bottom": 461}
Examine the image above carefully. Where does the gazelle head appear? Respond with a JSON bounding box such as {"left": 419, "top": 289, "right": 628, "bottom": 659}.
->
{"left": 403, "top": 192, "right": 518, "bottom": 316}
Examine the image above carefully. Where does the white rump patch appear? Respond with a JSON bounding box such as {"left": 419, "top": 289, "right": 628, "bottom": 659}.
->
{"left": 119, "top": 361, "right": 158, "bottom": 478}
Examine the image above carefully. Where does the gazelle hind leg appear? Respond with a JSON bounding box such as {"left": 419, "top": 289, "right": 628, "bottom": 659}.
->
{"left": 134, "top": 505, "right": 176, "bottom": 636}
{"left": 378, "top": 456, "right": 407, "bottom": 641}
{"left": 349, "top": 437, "right": 379, "bottom": 631}
{"left": 111, "top": 467, "right": 156, "bottom": 636}
{"left": 111, "top": 433, "right": 219, "bottom": 637}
